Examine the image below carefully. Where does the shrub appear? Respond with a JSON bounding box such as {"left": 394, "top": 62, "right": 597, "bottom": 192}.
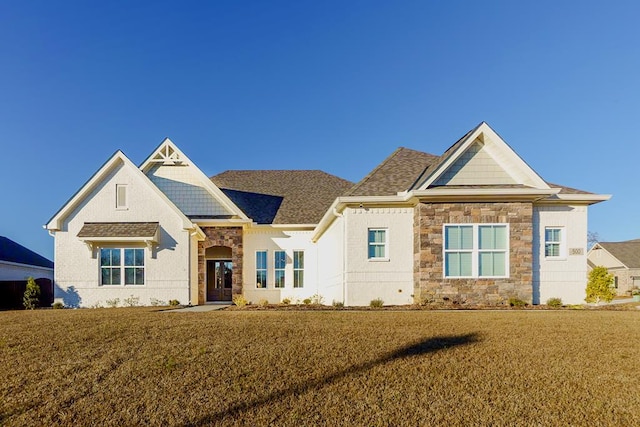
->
{"left": 546, "top": 298, "right": 563, "bottom": 308}
{"left": 281, "top": 298, "right": 291, "bottom": 305}
{"left": 585, "top": 266, "right": 616, "bottom": 304}
{"left": 52, "top": 301, "right": 64, "bottom": 310}
{"left": 370, "top": 298, "right": 384, "bottom": 308}
{"left": 232, "top": 295, "right": 247, "bottom": 308}
{"left": 23, "top": 277, "right": 40, "bottom": 310}
{"left": 124, "top": 295, "right": 139, "bottom": 307}
{"left": 169, "top": 299, "right": 181, "bottom": 307}
{"left": 106, "top": 298, "right": 120, "bottom": 308}
{"left": 150, "top": 298, "right": 165, "bottom": 307}
{"left": 310, "top": 294, "right": 324, "bottom": 305}
{"left": 302, "top": 298, "right": 312, "bottom": 305}
{"left": 508, "top": 297, "right": 527, "bottom": 307}
{"left": 258, "top": 299, "right": 269, "bottom": 307}
{"left": 332, "top": 300, "right": 344, "bottom": 309}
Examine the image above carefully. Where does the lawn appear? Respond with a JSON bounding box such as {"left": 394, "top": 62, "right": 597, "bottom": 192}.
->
{"left": 1, "top": 308, "right": 639, "bottom": 426}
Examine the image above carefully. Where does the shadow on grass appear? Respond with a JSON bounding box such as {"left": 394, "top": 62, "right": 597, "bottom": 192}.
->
{"left": 190, "top": 333, "right": 480, "bottom": 425}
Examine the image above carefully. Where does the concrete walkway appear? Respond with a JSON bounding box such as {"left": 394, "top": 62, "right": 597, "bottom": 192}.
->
{"left": 162, "top": 304, "right": 231, "bottom": 312}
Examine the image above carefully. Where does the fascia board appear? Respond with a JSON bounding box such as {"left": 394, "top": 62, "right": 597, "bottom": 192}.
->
{"left": 0, "top": 260, "right": 54, "bottom": 271}
{"left": 536, "top": 193, "right": 612, "bottom": 205}
{"left": 140, "top": 138, "right": 250, "bottom": 221}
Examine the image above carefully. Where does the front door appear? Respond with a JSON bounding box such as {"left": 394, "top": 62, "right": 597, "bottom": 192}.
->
{"left": 206, "top": 260, "right": 233, "bottom": 301}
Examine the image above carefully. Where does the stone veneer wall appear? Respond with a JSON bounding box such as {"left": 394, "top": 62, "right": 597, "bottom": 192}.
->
{"left": 198, "top": 227, "right": 243, "bottom": 304}
{"left": 413, "top": 202, "right": 533, "bottom": 306}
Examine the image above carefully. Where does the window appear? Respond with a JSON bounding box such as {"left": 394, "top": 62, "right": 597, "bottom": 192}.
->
{"left": 256, "top": 251, "right": 267, "bottom": 288}
{"left": 293, "top": 251, "right": 304, "bottom": 288}
{"left": 100, "top": 248, "right": 144, "bottom": 285}
{"left": 274, "top": 250, "right": 286, "bottom": 288}
{"left": 116, "top": 184, "right": 128, "bottom": 209}
{"left": 444, "top": 224, "right": 508, "bottom": 278}
{"left": 544, "top": 227, "right": 564, "bottom": 258}
{"left": 368, "top": 228, "right": 388, "bottom": 259}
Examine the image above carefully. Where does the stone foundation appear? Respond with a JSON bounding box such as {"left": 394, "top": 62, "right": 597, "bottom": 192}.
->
{"left": 413, "top": 202, "right": 533, "bottom": 306}
{"left": 198, "top": 226, "right": 243, "bottom": 304}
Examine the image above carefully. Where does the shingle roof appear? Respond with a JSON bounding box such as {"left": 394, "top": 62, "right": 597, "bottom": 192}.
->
{"left": 345, "top": 147, "right": 439, "bottom": 196}
{"left": 77, "top": 222, "right": 159, "bottom": 238}
{"left": 597, "top": 240, "right": 640, "bottom": 268}
{"left": 211, "top": 171, "right": 354, "bottom": 224}
{"left": 0, "top": 236, "right": 53, "bottom": 269}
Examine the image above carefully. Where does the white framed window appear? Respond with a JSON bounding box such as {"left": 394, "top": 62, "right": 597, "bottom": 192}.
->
{"left": 256, "top": 251, "right": 267, "bottom": 288}
{"left": 443, "top": 224, "right": 509, "bottom": 278}
{"left": 368, "top": 228, "right": 388, "bottom": 260}
{"left": 116, "top": 184, "right": 128, "bottom": 209}
{"left": 293, "top": 250, "right": 304, "bottom": 288}
{"left": 544, "top": 227, "right": 564, "bottom": 258}
{"left": 100, "top": 248, "right": 145, "bottom": 285}
{"left": 274, "top": 250, "right": 286, "bottom": 288}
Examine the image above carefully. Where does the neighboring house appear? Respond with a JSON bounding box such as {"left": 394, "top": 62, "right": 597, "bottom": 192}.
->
{"left": 0, "top": 236, "right": 54, "bottom": 282}
{"left": 46, "top": 122, "right": 610, "bottom": 307}
{"left": 588, "top": 239, "right": 640, "bottom": 295}
{"left": 0, "top": 236, "right": 54, "bottom": 309}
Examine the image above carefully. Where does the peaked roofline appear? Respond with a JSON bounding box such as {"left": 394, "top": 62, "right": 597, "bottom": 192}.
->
{"left": 46, "top": 150, "right": 195, "bottom": 231}
{"left": 139, "top": 138, "right": 250, "bottom": 221}
{"left": 588, "top": 240, "right": 640, "bottom": 269}
{"left": 411, "top": 122, "right": 550, "bottom": 191}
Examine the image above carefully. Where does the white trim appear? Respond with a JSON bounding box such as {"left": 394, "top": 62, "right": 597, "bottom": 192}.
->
{"left": 0, "top": 260, "right": 53, "bottom": 272}
{"left": 139, "top": 138, "right": 250, "bottom": 221}
{"left": 544, "top": 226, "right": 566, "bottom": 260}
{"left": 255, "top": 250, "right": 268, "bottom": 289}
{"left": 99, "top": 247, "right": 146, "bottom": 286}
{"left": 274, "top": 250, "right": 286, "bottom": 289}
{"left": 367, "top": 227, "right": 389, "bottom": 261}
{"left": 442, "top": 223, "right": 510, "bottom": 279}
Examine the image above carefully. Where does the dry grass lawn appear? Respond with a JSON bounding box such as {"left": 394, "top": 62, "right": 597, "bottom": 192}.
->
{"left": 1, "top": 308, "right": 639, "bottom": 426}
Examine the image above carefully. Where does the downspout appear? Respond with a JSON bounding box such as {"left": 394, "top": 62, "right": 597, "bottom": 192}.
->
{"left": 332, "top": 207, "right": 346, "bottom": 305}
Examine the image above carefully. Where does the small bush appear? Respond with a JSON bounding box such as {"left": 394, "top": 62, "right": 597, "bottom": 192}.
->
{"left": 370, "top": 298, "right": 384, "bottom": 308}
{"left": 508, "top": 297, "right": 527, "bottom": 307}
{"left": 106, "top": 298, "right": 120, "bottom": 308}
{"left": 281, "top": 298, "right": 291, "bottom": 305}
{"left": 302, "top": 298, "right": 312, "bottom": 305}
{"left": 546, "top": 298, "right": 563, "bottom": 308}
{"left": 585, "top": 266, "right": 615, "bottom": 304}
{"left": 258, "top": 299, "right": 269, "bottom": 307}
{"left": 332, "top": 300, "right": 344, "bottom": 309}
{"left": 310, "top": 294, "right": 324, "bottom": 305}
{"left": 169, "top": 299, "right": 181, "bottom": 307}
{"left": 23, "top": 277, "right": 40, "bottom": 310}
{"left": 90, "top": 302, "right": 103, "bottom": 309}
{"left": 124, "top": 295, "right": 139, "bottom": 307}
{"left": 150, "top": 298, "right": 165, "bottom": 307}
{"left": 52, "top": 301, "right": 64, "bottom": 309}
{"left": 232, "top": 295, "right": 247, "bottom": 308}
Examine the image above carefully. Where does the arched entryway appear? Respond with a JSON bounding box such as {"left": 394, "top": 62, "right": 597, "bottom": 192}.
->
{"left": 198, "top": 226, "right": 243, "bottom": 305}
{"left": 206, "top": 246, "right": 233, "bottom": 302}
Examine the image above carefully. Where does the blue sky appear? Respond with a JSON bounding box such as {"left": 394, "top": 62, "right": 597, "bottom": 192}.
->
{"left": 1, "top": 0, "right": 638, "bottom": 260}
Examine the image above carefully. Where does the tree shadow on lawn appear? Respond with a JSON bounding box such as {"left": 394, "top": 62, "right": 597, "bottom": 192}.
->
{"left": 191, "top": 333, "right": 480, "bottom": 425}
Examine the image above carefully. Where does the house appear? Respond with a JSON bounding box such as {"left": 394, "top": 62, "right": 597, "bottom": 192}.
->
{"left": 46, "top": 122, "right": 610, "bottom": 307}
{"left": 0, "top": 236, "right": 54, "bottom": 309}
{"left": 588, "top": 239, "right": 640, "bottom": 295}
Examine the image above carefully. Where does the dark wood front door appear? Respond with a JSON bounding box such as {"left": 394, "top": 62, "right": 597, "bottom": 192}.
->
{"left": 207, "top": 260, "right": 233, "bottom": 301}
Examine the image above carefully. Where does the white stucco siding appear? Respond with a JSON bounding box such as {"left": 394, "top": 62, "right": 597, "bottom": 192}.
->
{"left": 315, "top": 215, "right": 345, "bottom": 305}
{"left": 533, "top": 205, "right": 588, "bottom": 305}
{"left": 53, "top": 161, "right": 192, "bottom": 307}
{"left": 0, "top": 262, "right": 53, "bottom": 281}
{"left": 147, "top": 163, "right": 231, "bottom": 217}
{"left": 242, "top": 228, "right": 318, "bottom": 304}
{"left": 343, "top": 207, "right": 414, "bottom": 306}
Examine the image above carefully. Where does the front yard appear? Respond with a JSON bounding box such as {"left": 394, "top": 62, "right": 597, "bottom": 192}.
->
{"left": 1, "top": 308, "right": 639, "bottom": 425}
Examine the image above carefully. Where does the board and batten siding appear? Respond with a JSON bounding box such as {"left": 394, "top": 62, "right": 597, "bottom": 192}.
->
{"left": 533, "top": 205, "right": 588, "bottom": 305}
{"left": 53, "top": 161, "right": 192, "bottom": 308}
{"left": 343, "top": 206, "right": 414, "bottom": 306}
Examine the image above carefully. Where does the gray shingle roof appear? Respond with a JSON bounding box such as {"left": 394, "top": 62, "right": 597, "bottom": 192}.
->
{"left": 345, "top": 147, "right": 439, "bottom": 196}
{"left": 211, "top": 170, "right": 354, "bottom": 224}
{"left": 597, "top": 241, "right": 640, "bottom": 268}
{"left": 77, "top": 222, "right": 159, "bottom": 238}
{"left": 0, "top": 236, "right": 53, "bottom": 269}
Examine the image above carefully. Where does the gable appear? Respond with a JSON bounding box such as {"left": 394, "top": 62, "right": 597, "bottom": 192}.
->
{"left": 140, "top": 138, "right": 248, "bottom": 221}
{"left": 432, "top": 141, "right": 517, "bottom": 186}
{"left": 415, "top": 122, "right": 550, "bottom": 191}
